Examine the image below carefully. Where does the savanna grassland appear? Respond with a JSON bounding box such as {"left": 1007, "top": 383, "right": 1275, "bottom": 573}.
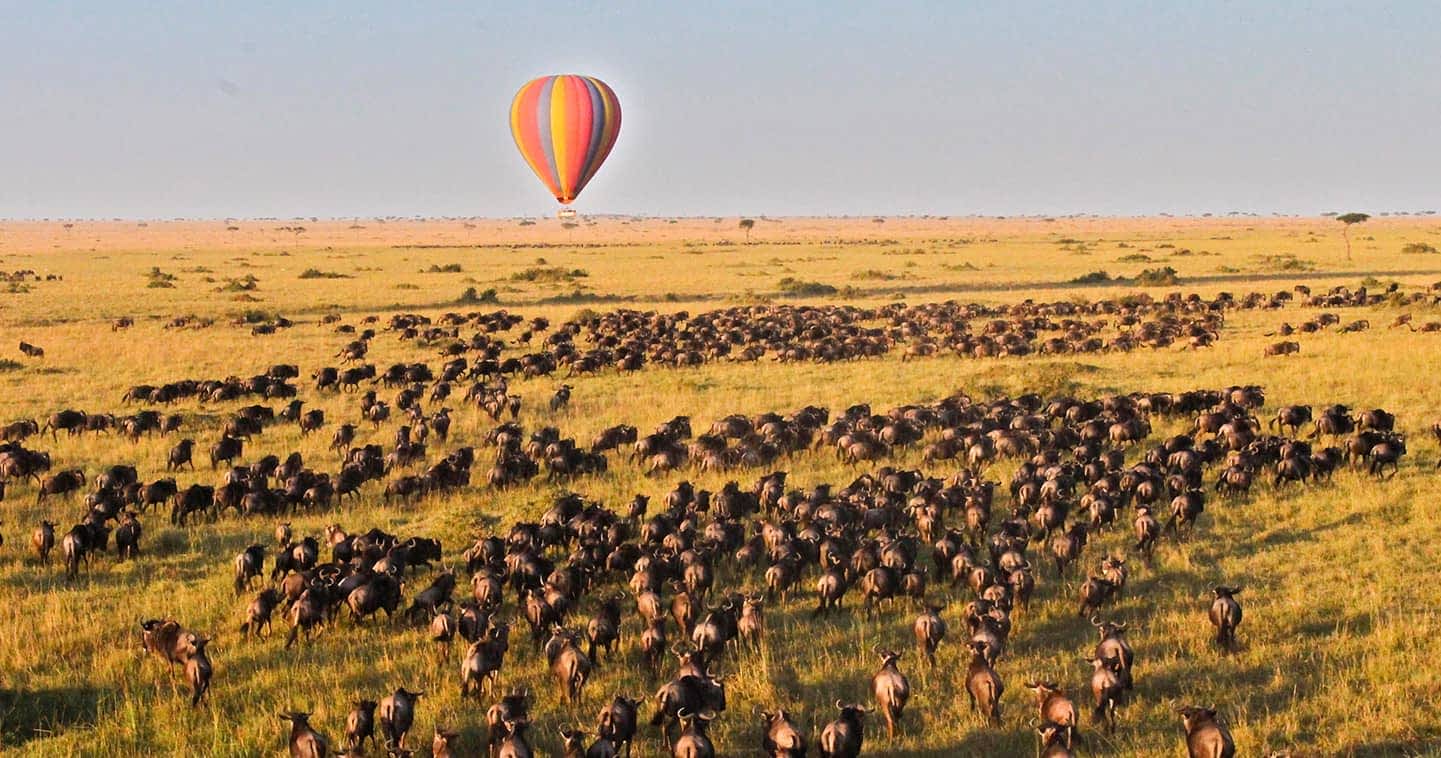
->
{"left": 3, "top": 214, "right": 1441, "bottom": 757}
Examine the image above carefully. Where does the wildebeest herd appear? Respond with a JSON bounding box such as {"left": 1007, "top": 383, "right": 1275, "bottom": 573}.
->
{"left": 2, "top": 283, "right": 1428, "bottom": 756}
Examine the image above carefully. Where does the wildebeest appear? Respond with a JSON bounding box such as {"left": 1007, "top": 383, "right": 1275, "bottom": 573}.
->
{"left": 378, "top": 686, "right": 424, "bottom": 752}
{"left": 184, "top": 634, "right": 213, "bottom": 706}
{"left": 651, "top": 673, "right": 726, "bottom": 749}
{"left": 818, "top": 701, "right": 867, "bottom": 758}
{"left": 1177, "top": 705, "right": 1235, "bottom": 758}
{"left": 240, "top": 588, "right": 282, "bottom": 639}
{"left": 1086, "top": 653, "right": 1127, "bottom": 732}
{"left": 37, "top": 469, "right": 86, "bottom": 503}
{"left": 1025, "top": 681, "right": 1077, "bottom": 746}
{"left": 346, "top": 699, "right": 378, "bottom": 754}
{"left": 280, "top": 711, "right": 331, "bottom": 758}
{"left": 32, "top": 520, "right": 56, "bottom": 564}
{"left": 964, "top": 639, "right": 1003, "bottom": 727}
{"left": 210, "top": 435, "right": 243, "bottom": 469}
{"left": 758, "top": 707, "right": 806, "bottom": 757}
{"left": 870, "top": 647, "right": 910, "bottom": 740}
{"left": 1209, "top": 586, "right": 1243, "bottom": 649}
{"left": 545, "top": 627, "right": 594, "bottom": 704}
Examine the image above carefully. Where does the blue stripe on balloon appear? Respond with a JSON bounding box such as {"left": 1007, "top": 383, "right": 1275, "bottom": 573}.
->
{"left": 535, "top": 77, "right": 560, "bottom": 195}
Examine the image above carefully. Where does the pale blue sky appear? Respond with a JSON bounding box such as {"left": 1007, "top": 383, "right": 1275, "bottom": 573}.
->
{"left": 2, "top": 1, "right": 1437, "bottom": 218}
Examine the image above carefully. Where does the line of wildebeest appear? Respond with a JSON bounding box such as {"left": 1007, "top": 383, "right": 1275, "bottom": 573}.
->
{"left": 0, "top": 285, "right": 1427, "bottom": 757}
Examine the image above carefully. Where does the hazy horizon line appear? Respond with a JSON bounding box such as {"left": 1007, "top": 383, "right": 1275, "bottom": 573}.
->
{"left": 3, "top": 210, "right": 1437, "bottom": 224}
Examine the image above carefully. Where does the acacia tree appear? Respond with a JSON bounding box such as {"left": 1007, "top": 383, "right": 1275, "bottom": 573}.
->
{"left": 1336, "top": 212, "right": 1369, "bottom": 261}
{"left": 738, "top": 218, "right": 755, "bottom": 243}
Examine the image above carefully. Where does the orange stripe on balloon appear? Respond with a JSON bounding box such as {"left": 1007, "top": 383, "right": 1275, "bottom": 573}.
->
{"left": 510, "top": 78, "right": 561, "bottom": 201}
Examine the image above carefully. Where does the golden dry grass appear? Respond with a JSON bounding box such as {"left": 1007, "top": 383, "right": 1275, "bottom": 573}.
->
{"left": 1, "top": 216, "right": 1440, "bottom": 756}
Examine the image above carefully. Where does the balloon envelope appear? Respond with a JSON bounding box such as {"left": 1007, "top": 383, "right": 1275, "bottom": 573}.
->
{"left": 510, "top": 74, "right": 621, "bottom": 205}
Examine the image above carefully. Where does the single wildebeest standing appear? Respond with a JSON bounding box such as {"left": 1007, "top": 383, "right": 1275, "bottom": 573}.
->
{"left": 912, "top": 603, "right": 946, "bottom": 666}
{"left": 346, "top": 699, "right": 378, "bottom": 754}
{"left": 818, "top": 701, "right": 867, "bottom": 758}
{"left": 168, "top": 439, "right": 196, "bottom": 471}
{"left": 140, "top": 618, "right": 193, "bottom": 680}
{"left": 1209, "top": 586, "right": 1243, "bottom": 649}
{"left": 759, "top": 707, "right": 807, "bottom": 757}
{"left": 598, "top": 694, "right": 641, "bottom": 758}
{"left": 115, "top": 511, "right": 142, "bottom": 560}
{"left": 240, "top": 588, "right": 282, "bottom": 639}
{"left": 378, "top": 687, "right": 423, "bottom": 752}
{"left": 964, "top": 639, "right": 1003, "bottom": 727}
{"left": 184, "top": 633, "right": 213, "bottom": 706}
{"left": 1086, "top": 653, "right": 1127, "bottom": 733}
{"left": 1024, "top": 681, "right": 1078, "bottom": 748}
{"left": 870, "top": 647, "right": 910, "bottom": 740}
{"left": 234, "top": 544, "right": 265, "bottom": 594}
{"left": 545, "top": 627, "right": 593, "bottom": 704}
{"left": 1177, "top": 705, "right": 1235, "bottom": 758}
{"left": 672, "top": 708, "right": 716, "bottom": 758}
{"left": 32, "top": 520, "right": 56, "bottom": 564}
{"left": 210, "top": 435, "right": 243, "bottom": 469}
{"left": 280, "top": 711, "right": 331, "bottom": 758}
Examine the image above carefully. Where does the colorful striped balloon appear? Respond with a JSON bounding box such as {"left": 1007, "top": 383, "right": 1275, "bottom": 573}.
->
{"left": 510, "top": 74, "right": 622, "bottom": 205}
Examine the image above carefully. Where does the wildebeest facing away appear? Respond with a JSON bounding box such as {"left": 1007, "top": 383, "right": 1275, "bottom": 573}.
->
{"left": 378, "top": 687, "right": 424, "bottom": 752}
{"left": 870, "top": 647, "right": 911, "bottom": 740}
{"left": 280, "top": 711, "right": 331, "bottom": 758}
{"left": 1209, "top": 586, "right": 1243, "bottom": 649}
{"left": 1177, "top": 705, "right": 1235, "bottom": 758}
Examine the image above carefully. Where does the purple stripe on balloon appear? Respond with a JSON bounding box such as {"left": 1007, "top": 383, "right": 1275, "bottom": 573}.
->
{"left": 576, "top": 78, "right": 606, "bottom": 195}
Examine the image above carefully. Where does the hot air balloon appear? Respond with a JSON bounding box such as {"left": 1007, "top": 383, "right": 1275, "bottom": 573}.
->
{"left": 510, "top": 74, "right": 621, "bottom": 205}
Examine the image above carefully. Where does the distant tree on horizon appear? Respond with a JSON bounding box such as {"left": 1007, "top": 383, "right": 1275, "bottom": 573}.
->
{"left": 738, "top": 218, "right": 755, "bottom": 243}
{"left": 1336, "top": 212, "right": 1370, "bottom": 261}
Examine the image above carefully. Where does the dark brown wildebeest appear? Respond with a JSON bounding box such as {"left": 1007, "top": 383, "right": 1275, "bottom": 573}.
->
{"left": 210, "top": 435, "right": 243, "bottom": 469}
{"left": 1262, "top": 340, "right": 1300, "bottom": 357}
{"left": 1209, "top": 586, "right": 1243, "bottom": 649}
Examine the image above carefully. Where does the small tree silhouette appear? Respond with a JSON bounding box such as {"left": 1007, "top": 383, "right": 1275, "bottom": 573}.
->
{"left": 1336, "top": 213, "right": 1370, "bottom": 261}
{"left": 738, "top": 218, "right": 755, "bottom": 243}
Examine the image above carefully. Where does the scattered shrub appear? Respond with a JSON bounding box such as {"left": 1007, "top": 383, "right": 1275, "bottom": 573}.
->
{"left": 1071, "top": 270, "right": 1112, "bottom": 284}
{"left": 425, "top": 263, "right": 464, "bottom": 273}
{"left": 298, "top": 268, "right": 350, "bottom": 279}
{"left": 1133, "top": 266, "right": 1180, "bottom": 286}
{"left": 509, "top": 266, "right": 588, "bottom": 283}
{"left": 216, "top": 275, "right": 259, "bottom": 292}
{"left": 776, "top": 277, "right": 838, "bottom": 297}
{"left": 1402, "top": 242, "right": 1439, "bottom": 255}
{"left": 457, "top": 287, "right": 499, "bottom": 304}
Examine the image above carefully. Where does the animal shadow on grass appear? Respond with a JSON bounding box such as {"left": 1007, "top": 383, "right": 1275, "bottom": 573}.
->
{"left": 0, "top": 686, "right": 106, "bottom": 748}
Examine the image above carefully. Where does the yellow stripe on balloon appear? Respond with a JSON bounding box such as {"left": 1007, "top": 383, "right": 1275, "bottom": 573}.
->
{"left": 550, "top": 77, "right": 573, "bottom": 201}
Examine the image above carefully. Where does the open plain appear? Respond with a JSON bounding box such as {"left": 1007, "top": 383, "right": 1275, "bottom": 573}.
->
{"left": 2, "top": 215, "right": 1441, "bottom": 756}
